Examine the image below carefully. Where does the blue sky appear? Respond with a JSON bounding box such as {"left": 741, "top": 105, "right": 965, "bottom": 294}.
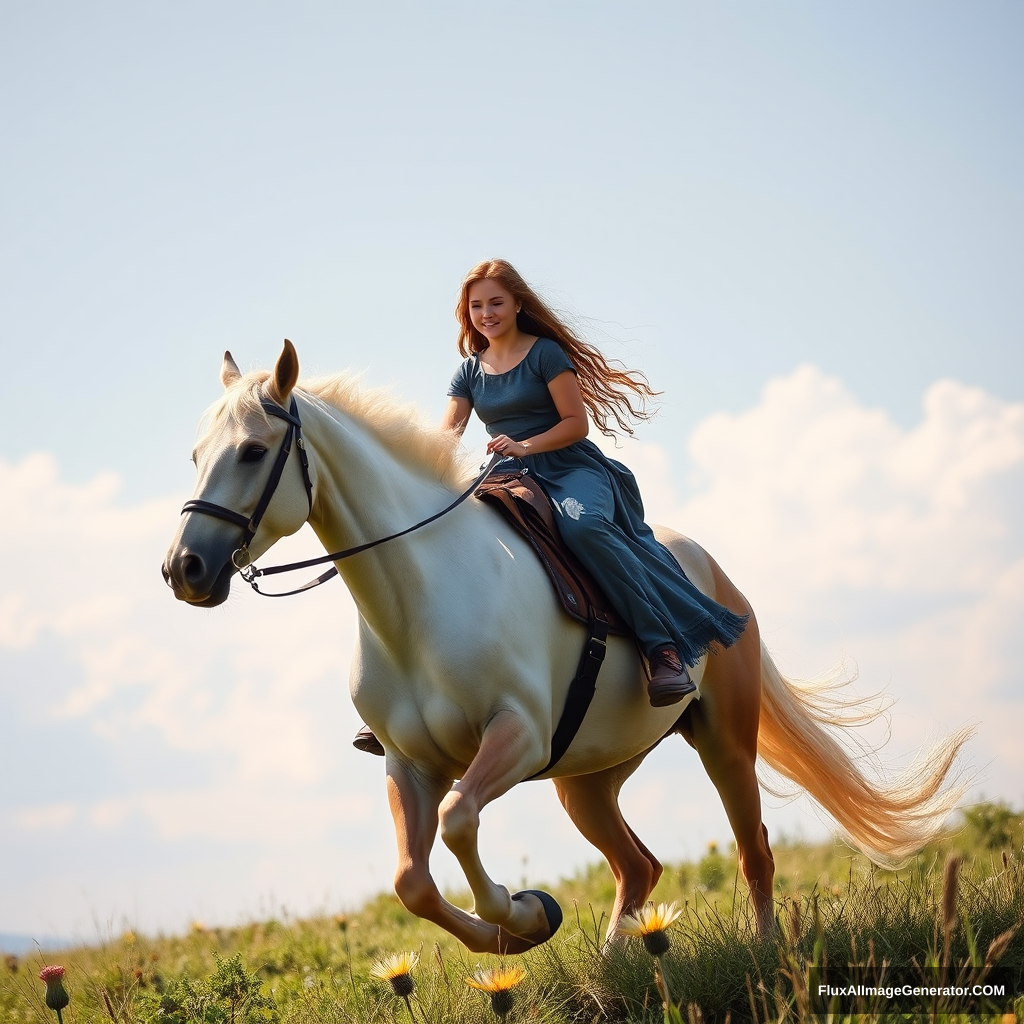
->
{"left": 1, "top": 2, "right": 1022, "bottom": 941}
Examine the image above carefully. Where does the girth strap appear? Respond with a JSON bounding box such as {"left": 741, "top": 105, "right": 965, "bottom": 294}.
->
{"left": 525, "top": 613, "right": 609, "bottom": 781}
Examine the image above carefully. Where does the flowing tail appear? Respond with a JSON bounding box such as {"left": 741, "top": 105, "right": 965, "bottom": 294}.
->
{"left": 755, "top": 640, "right": 975, "bottom": 867}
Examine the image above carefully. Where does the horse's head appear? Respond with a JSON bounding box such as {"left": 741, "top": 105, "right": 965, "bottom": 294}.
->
{"left": 162, "top": 340, "right": 315, "bottom": 606}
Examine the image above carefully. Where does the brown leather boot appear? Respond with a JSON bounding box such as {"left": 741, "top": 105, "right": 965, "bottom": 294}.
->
{"left": 647, "top": 647, "right": 696, "bottom": 707}
{"left": 353, "top": 725, "right": 385, "bottom": 756}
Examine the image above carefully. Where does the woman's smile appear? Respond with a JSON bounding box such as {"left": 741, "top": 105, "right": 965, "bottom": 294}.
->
{"left": 467, "top": 279, "right": 520, "bottom": 343}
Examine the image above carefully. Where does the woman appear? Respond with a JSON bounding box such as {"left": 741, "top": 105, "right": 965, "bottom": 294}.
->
{"left": 353, "top": 259, "right": 746, "bottom": 755}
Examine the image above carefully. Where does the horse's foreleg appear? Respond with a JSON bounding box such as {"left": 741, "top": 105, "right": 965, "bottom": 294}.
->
{"left": 386, "top": 758, "right": 507, "bottom": 953}
{"left": 437, "top": 708, "right": 558, "bottom": 950}
{"left": 553, "top": 753, "right": 662, "bottom": 943}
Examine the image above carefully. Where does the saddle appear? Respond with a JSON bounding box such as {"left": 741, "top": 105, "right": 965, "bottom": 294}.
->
{"left": 474, "top": 470, "right": 629, "bottom": 637}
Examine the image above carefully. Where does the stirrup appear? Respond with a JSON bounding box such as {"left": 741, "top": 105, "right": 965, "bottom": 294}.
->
{"left": 646, "top": 648, "right": 696, "bottom": 707}
{"left": 353, "top": 725, "right": 385, "bottom": 756}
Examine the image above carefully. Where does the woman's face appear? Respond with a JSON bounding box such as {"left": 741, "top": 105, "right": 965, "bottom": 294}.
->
{"left": 466, "top": 279, "right": 520, "bottom": 344}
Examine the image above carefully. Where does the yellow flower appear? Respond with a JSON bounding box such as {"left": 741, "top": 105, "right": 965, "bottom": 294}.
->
{"left": 617, "top": 901, "right": 683, "bottom": 957}
{"left": 371, "top": 951, "right": 418, "bottom": 998}
{"left": 466, "top": 965, "right": 526, "bottom": 1018}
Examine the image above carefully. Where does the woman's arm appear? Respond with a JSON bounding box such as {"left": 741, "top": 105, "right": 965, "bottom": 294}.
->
{"left": 487, "top": 370, "right": 589, "bottom": 457}
{"left": 441, "top": 396, "right": 472, "bottom": 436}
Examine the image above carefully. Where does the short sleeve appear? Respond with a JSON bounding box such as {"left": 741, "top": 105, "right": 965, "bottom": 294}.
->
{"left": 447, "top": 358, "right": 474, "bottom": 401}
{"left": 533, "top": 338, "right": 576, "bottom": 383}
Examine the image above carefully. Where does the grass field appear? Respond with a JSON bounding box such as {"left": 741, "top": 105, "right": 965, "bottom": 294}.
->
{"left": 3, "top": 802, "right": 1022, "bottom": 1023}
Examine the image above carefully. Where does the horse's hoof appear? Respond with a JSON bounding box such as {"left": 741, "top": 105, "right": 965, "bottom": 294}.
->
{"left": 513, "top": 889, "right": 563, "bottom": 935}
{"left": 495, "top": 890, "right": 563, "bottom": 953}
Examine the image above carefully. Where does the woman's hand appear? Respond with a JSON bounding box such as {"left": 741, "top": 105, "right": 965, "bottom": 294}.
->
{"left": 486, "top": 435, "right": 531, "bottom": 458}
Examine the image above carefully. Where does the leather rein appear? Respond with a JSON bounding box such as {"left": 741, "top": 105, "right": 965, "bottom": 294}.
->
{"left": 180, "top": 395, "right": 500, "bottom": 597}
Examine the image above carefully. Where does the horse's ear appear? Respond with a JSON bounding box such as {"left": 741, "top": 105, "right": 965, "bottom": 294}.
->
{"left": 221, "top": 351, "right": 242, "bottom": 388}
{"left": 266, "top": 339, "right": 299, "bottom": 406}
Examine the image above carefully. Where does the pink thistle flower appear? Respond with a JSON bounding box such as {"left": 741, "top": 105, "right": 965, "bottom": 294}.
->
{"left": 38, "top": 965, "right": 70, "bottom": 1021}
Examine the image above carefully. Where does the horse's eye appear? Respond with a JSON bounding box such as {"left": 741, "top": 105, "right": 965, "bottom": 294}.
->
{"left": 240, "top": 444, "right": 269, "bottom": 464}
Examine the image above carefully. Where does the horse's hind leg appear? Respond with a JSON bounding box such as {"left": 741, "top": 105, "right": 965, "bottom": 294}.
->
{"left": 553, "top": 752, "right": 662, "bottom": 943}
{"left": 686, "top": 585, "right": 776, "bottom": 935}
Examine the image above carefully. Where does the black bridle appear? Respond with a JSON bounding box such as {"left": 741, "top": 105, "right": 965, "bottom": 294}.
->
{"left": 179, "top": 394, "right": 500, "bottom": 597}
{"left": 181, "top": 397, "right": 314, "bottom": 574}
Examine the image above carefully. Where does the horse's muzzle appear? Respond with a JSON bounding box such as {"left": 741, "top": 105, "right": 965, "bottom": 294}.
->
{"left": 161, "top": 547, "right": 235, "bottom": 607}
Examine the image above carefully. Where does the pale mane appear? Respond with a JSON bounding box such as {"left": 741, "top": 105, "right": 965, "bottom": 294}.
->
{"left": 211, "top": 370, "right": 473, "bottom": 489}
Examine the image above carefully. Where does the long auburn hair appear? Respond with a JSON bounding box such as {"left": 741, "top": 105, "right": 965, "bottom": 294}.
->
{"left": 455, "top": 259, "right": 658, "bottom": 437}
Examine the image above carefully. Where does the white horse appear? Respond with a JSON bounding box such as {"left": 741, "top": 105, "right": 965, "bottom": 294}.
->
{"left": 162, "top": 341, "right": 971, "bottom": 954}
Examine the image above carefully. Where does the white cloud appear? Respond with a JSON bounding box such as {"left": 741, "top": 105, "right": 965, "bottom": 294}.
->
{"left": 83, "top": 788, "right": 376, "bottom": 841}
{"left": 15, "top": 803, "right": 77, "bottom": 832}
{"left": 675, "top": 367, "right": 1024, "bottom": 598}
{"left": 2, "top": 366, "right": 1023, "bottom": 936}
{"left": 0, "top": 450, "right": 361, "bottom": 809}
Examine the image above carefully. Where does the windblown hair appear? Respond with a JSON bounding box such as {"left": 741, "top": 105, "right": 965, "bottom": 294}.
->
{"left": 456, "top": 259, "right": 658, "bottom": 437}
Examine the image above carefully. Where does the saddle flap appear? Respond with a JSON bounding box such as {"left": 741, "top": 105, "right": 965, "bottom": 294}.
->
{"left": 475, "top": 470, "right": 628, "bottom": 636}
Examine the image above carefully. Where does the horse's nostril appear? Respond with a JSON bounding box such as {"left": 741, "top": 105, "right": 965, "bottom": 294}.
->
{"left": 182, "top": 552, "right": 205, "bottom": 583}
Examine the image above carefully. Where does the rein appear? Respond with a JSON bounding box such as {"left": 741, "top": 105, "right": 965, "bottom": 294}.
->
{"left": 179, "top": 394, "right": 501, "bottom": 597}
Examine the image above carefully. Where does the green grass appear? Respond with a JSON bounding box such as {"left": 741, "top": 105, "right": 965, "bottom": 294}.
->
{"left": 3, "top": 802, "right": 1023, "bottom": 1023}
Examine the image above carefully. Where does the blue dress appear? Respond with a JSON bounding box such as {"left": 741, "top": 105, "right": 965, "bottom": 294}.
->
{"left": 449, "top": 338, "right": 747, "bottom": 664}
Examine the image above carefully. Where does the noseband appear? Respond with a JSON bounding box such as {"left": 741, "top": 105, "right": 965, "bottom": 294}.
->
{"left": 179, "top": 394, "right": 501, "bottom": 597}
